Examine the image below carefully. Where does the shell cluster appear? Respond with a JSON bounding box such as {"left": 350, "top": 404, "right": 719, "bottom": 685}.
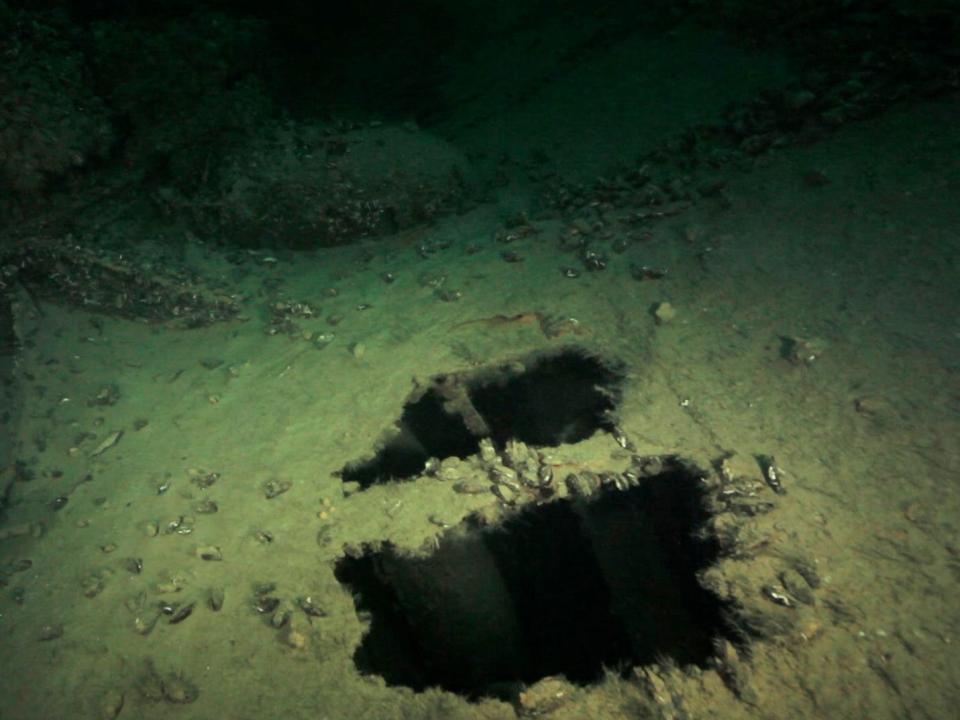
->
{"left": 442, "top": 438, "right": 555, "bottom": 507}
{"left": 0, "top": 236, "right": 239, "bottom": 327}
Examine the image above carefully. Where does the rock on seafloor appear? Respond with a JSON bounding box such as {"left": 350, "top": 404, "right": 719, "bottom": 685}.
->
{"left": 99, "top": 689, "right": 124, "bottom": 719}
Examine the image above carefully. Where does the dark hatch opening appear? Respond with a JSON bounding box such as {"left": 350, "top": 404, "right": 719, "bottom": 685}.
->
{"left": 339, "top": 349, "right": 622, "bottom": 489}
{"left": 334, "top": 464, "right": 731, "bottom": 700}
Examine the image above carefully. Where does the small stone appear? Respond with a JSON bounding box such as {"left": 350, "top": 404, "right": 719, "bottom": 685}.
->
{"left": 0, "top": 523, "right": 33, "bottom": 541}
{"left": 437, "top": 458, "right": 465, "bottom": 482}
{"left": 853, "top": 395, "right": 895, "bottom": 419}
{"left": 99, "top": 689, "right": 124, "bottom": 720}
{"left": 452, "top": 481, "right": 488, "bottom": 495}
{"left": 168, "top": 602, "right": 195, "bottom": 624}
{"left": 564, "top": 472, "right": 599, "bottom": 497}
{"left": 155, "top": 576, "right": 184, "bottom": 593}
{"left": 83, "top": 577, "right": 105, "bottom": 598}
{"left": 165, "top": 515, "right": 194, "bottom": 535}
{"left": 89, "top": 430, "right": 123, "bottom": 457}
{"left": 132, "top": 614, "right": 158, "bottom": 635}
{"left": 482, "top": 439, "right": 498, "bottom": 464}
{"left": 652, "top": 301, "right": 676, "bottom": 325}
{"left": 255, "top": 595, "right": 280, "bottom": 614}
{"left": 298, "top": 596, "right": 327, "bottom": 617}
{"left": 792, "top": 559, "right": 822, "bottom": 589}
{"left": 254, "top": 583, "right": 276, "bottom": 598}
{"left": 779, "top": 569, "right": 815, "bottom": 605}
{"left": 780, "top": 335, "right": 827, "bottom": 365}
{"left": 161, "top": 673, "right": 199, "bottom": 704}
{"left": 135, "top": 663, "right": 165, "bottom": 701}
{"left": 903, "top": 501, "right": 934, "bottom": 526}
{"left": 193, "top": 499, "right": 219, "bottom": 514}
{"left": 491, "top": 482, "right": 519, "bottom": 505}
{"left": 518, "top": 676, "right": 571, "bottom": 716}
{"left": 100, "top": 543, "right": 117, "bottom": 554}
{"left": 190, "top": 471, "right": 220, "bottom": 489}
{"left": 208, "top": 587, "right": 225, "bottom": 612}
{"left": 38, "top": 623, "right": 64, "bottom": 641}
{"left": 144, "top": 522, "right": 159, "bottom": 537}
{"left": 719, "top": 453, "right": 763, "bottom": 483}
{"left": 284, "top": 628, "right": 308, "bottom": 649}
{"left": 437, "top": 288, "right": 462, "bottom": 302}
{"left": 89, "top": 384, "right": 121, "bottom": 407}
{"left": 271, "top": 601, "right": 294, "bottom": 628}
{"left": 195, "top": 545, "right": 223, "bottom": 561}
{"left": 125, "top": 592, "right": 146, "bottom": 612}
{"left": 313, "top": 332, "right": 335, "bottom": 349}
{"left": 428, "top": 514, "right": 454, "bottom": 528}
{"left": 350, "top": 342, "right": 366, "bottom": 360}
{"left": 263, "top": 479, "right": 292, "bottom": 499}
